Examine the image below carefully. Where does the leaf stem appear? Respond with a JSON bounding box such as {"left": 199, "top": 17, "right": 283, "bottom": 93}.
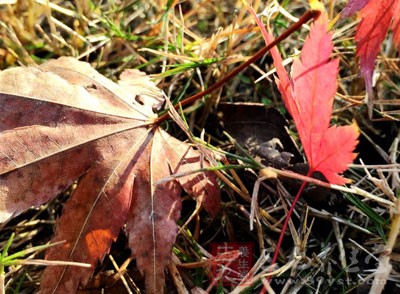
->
{"left": 261, "top": 170, "right": 313, "bottom": 293}
{"left": 155, "top": 9, "right": 320, "bottom": 124}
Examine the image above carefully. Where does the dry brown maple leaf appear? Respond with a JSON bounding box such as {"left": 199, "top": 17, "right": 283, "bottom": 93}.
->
{"left": 0, "top": 57, "right": 220, "bottom": 293}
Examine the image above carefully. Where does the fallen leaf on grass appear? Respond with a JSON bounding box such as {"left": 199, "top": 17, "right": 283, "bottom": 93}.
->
{"left": 342, "top": 0, "right": 400, "bottom": 115}
{"left": 243, "top": 5, "right": 360, "bottom": 292}
{"left": 0, "top": 57, "right": 220, "bottom": 294}
{"left": 247, "top": 6, "right": 359, "bottom": 184}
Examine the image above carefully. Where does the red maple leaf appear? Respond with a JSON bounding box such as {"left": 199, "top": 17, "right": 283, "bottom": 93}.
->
{"left": 243, "top": 5, "right": 359, "bottom": 293}
{"left": 342, "top": 0, "right": 400, "bottom": 115}
{"left": 249, "top": 8, "right": 359, "bottom": 184}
